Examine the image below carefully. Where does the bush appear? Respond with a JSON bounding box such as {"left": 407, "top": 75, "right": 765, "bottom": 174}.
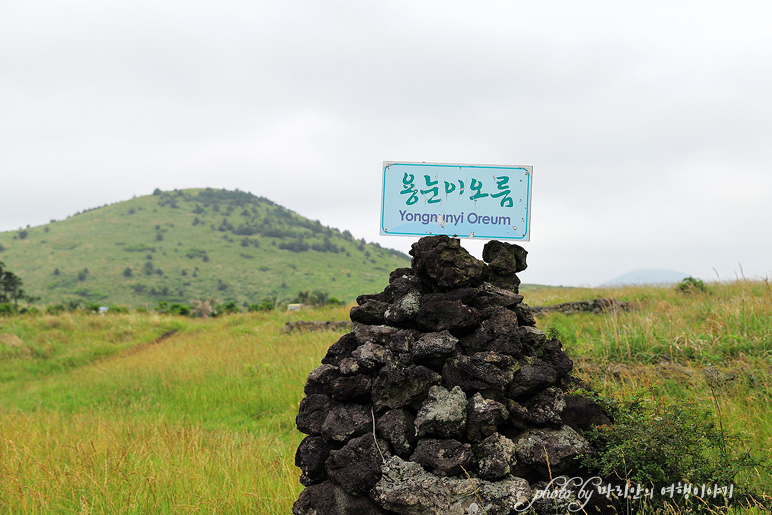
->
{"left": 64, "top": 299, "right": 82, "bottom": 311}
{"left": 84, "top": 302, "right": 101, "bottom": 313}
{"left": 46, "top": 304, "right": 65, "bottom": 315}
{"left": 169, "top": 303, "right": 190, "bottom": 316}
{"left": 216, "top": 301, "right": 239, "bottom": 315}
{"left": 0, "top": 303, "right": 15, "bottom": 315}
{"left": 583, "top": 388, "right": 765, "bottom": 505}
{"left": 248, "top": 298, "right": 275, "bottom": 312}
{"left": 677, "top": 276, "right": 707, "bottom": 294}
{"left": 278, "top": 239, "right": 310, "bottom": 252}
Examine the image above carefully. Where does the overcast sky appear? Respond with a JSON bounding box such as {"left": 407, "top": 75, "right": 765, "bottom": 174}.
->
{"left": 1, "top": 1, "right": 771, "bottom": 286}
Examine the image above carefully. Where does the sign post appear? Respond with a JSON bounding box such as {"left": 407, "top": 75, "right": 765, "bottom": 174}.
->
{"left": 380, "top": 162, "right": 532, "bottom": 241}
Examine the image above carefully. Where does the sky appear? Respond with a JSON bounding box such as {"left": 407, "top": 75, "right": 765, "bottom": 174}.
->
{"left": 1, "top": 1, "right": 771, "bottom": 287}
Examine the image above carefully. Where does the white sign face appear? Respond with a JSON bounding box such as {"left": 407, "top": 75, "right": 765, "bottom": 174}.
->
{"left": 380, "top": 162, "right": 532, "bottom": 240}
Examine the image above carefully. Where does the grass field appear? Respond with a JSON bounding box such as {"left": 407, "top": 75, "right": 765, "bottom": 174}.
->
{"left": 0, "top": 280, "right": 770, "bottom": 513}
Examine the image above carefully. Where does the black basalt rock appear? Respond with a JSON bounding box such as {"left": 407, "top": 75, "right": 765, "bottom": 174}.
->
{"left": 350, "top": 301, "right": 390, "bottom": 325}
{"left": 304, "top": 364, "right": 340, "bottom": 396}
{"left": 416, "top": 298, "right": 481, "bottom": 335}
{"left": 410, "top": 235, "right": 485, "bottom": 292}
{"left": 293, "top": 480, "right": 390, "bottom": 515}
{"left": 507, "top": 356, "right": 560, "bottom": 399}
{"left": 464, "top": 307, "right": 524, "bottom": 357}
{"left": 482, "top": 240, "right": 527, "bottom": 292}
{"left": 466, "top": 392, "right": 509, "bottom": 443}
{"left": 321, "top": 332, "right": 359, "bottom": 366}
{"left": 321, "top": 403, "right": 372, "bottom": 442}
{"left": 442, "top": 352, "right": 518, "bottom": 400}
{"left": 561, "top": 394, "right": 612, "bottom": 432}
{"left": 376, "top": 409, "right": 417, "bottom": 458}
{"left": 473, "top": 432, "right": 518, "bottom": 480}
{"left": 543, "top": 339, "right": 574, "bottom": 377}
{"left": 297, "top": 394, "right": 333, "bottom": 435}
{"left": 330, "top": 374, "right": 373, "bottom": 403}
{"left": 410, "top": 330, "right": 460, "bottom": 370}
{"left": 294, "top": 236, "right": 610, "bottom": 512}
{"left": 296, "top": 436, "right": 339, "bottom": 486}
{"left": 514, "top": 303, "right": 537, "bottom": 327}
{"left": 326, "top": 433, "right": 390, "bottom": 497}
{"left": 371, "top": 363, "right": 441, "bottom": 410}
{"left": 482, "top": 240, "right": 528, "bottom": 274}
{"left": 410, "top": 438, "right": 473, "bottom": 476}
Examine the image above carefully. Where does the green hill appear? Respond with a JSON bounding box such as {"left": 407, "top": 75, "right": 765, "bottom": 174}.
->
{"left": 0, "top": 188, "right": 410, "bottom": 308}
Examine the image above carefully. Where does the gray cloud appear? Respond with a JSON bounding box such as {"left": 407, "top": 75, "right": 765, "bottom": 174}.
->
{"left": 1, "top": 1, "right": 771, "bottom": 285}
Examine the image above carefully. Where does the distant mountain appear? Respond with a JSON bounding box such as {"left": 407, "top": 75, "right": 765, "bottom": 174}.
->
{"left": 602, "top": 268, "right": 690, "bottom": 287}
{"left": 0, "top": 188, "right": 410, "bottom": 307}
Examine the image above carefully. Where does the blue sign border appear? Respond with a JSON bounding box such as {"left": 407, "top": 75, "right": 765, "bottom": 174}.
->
{"left": 380, "top": 161, "right": 532, "bottom": 241}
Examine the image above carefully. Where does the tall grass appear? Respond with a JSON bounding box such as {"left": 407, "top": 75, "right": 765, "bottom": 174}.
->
{"left": 530, "top": 280, "right": 772, "bottom": 363}
{"left": 1, "top": 283, "right": 770, "bottom": 513}
{"left": 0, "top": 307, "right": 347, "bottom": 513}
{"left": 533, "top": 281, "right": 772, "bottom": 503}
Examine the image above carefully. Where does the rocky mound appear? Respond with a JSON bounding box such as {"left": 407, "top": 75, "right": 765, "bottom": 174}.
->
{"left": 293, "top": 236, "right": 612, "bottom": 515}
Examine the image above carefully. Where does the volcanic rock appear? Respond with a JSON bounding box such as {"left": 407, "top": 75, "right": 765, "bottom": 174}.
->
{"left": 414, "top": 385, "right": 467, "bottom": 439}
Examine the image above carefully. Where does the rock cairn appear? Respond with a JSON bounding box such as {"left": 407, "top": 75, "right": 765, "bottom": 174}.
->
{"left": 293, "top": 236, "right": 611, "bottom": 515}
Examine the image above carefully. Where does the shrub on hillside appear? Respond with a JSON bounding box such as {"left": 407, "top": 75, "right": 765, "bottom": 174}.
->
{"left": 46, "top": 304, "right": 65, "bottom": 315}
{"left": 278, "top": 239, "right": 310, "bottom": 252}
{"left": 84, "top": 302, "right": 101, "bottom": 313}
{"left": 216, "top": 301, "right": 239, "bottom": 315}
{"left": 583, "top": 388, "right": 766, "bottom": 508}
{"left": 155, "top": 301, "right": 190, "bottom": 316}
{"left": 248, "top": 298, "right": 275, "bottom": 312}
{"left": 64, "top": 299, "right": 82, "bottom": 311}
{"left": 677, "top": 276, "right": 707, "bottom": 294}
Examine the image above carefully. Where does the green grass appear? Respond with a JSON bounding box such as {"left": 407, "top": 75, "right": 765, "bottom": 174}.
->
{"left": 0, "top": 306, "right": 346, "bottom": 513}
{"left": 0, "top": 281, "right": 770, "bottom": 513}
{"left": 0, "top": 188, "right": 409, "bottom": 308}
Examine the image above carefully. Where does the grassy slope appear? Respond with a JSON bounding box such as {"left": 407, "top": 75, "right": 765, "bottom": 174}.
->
{"left": 0, "top": 281, "right": 770, "bottom": 513}
{"left": 0, "top": 188, "right": 409, "bottom": 308}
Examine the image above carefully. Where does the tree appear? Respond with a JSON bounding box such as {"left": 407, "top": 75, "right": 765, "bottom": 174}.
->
{"left": 0, "top": 260, "right": 29, "bottom": 309}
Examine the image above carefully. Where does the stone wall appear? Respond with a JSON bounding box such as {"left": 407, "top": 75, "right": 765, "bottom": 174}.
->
{"left": 530, "top": 299, "right": 632, "bottom": 316}
{"left": 293, "top": 236, "right": 613, "bottom": 515}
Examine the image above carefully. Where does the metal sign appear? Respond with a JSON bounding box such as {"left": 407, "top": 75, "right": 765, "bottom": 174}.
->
{"left": 380, "top": 161, "right": 532, "bottom": 240}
